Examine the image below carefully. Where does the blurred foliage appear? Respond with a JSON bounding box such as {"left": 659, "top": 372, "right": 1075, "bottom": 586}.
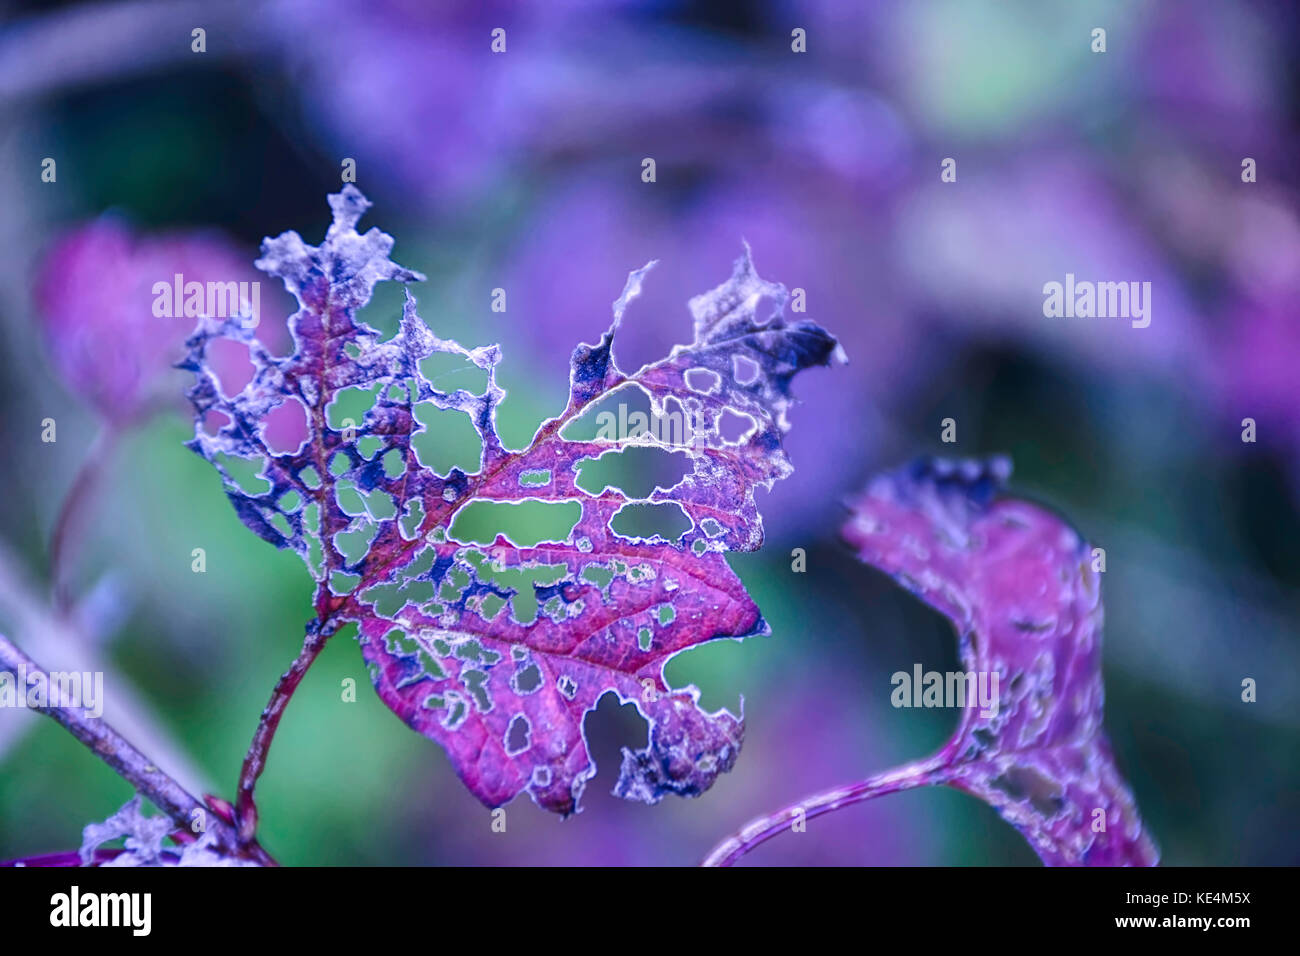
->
{"left": 1, "top": 0, "right": 1297, "bottom": 865}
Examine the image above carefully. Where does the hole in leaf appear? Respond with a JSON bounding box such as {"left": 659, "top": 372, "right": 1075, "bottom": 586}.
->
{"left": 303, "top": 502, "right": 323, "bottom": 568}
{"left": 412, "top": 403, "right": 483, "bottom": 475}
{"left": 733, "top": 354, "right": 759, "bottom": 385}
{"left": 329, "top": 570, "right": 360, "bottom": 594}
{"left": 454, "top": 639, "right": 501, "bottom": 667}
{"left": 686, "top": 368, "right": 721, "bottom": 394}
{"left": 581, "top": 564, "right": 613, "bottom": 588}
{"left": 335, "top": 522, "right": 378, "bottom": 563}
{"left": 361, "top": 488, "right": 397, "bottom": 520}
{"left": 335, "top": 480, "right": 366, "bottom": 516}
{"left": 754, "top": 292, "right": 781, "bottom": 324}
{"left": 419, "top": 352, "right": 489, "bottom": 394}
{"left": 209, "top": 338, "right": 255, "bottom": 396}
{"left": 505, "top": 714, "right": 531, "bottom": 755}
{"left": 437, "top": 565, "right": 472, "bottom": 603}
{"left": 327, "top": 383, "right": 383, "bottom": 432}
{"left": 442, "top": 691, "right": 468, "bottom": 730}
{"left": 462, "top": 668, "right": 492, "bottom": 712}
{"left": 660, "top": 396, "right": 698, "bottom": 445}
{"left": 382, "top": 448, "right": 406, "bottom": 478}
{"left": 610, "top": 502, "right": 691, "bottom": 541}
{"left": 472, "top": 562, "right": 566, "bottom": 625}
{"left": 399, "top": 498, "right": 425, "bottom": 539}
{"left": 401, "top": 578, "right": 435, "bottom": 609}
{"left": 202, "top": 409, "right": 231, "bottom": 436}
{"left": 519, "top": 469, "right": 551, "bottom": 487}
{"left": 380, "top": 628, "right": 447, "bottom": 683}
{"left": 401, "top": 548, "right": 436, "bottom": 581}
{"left": 264, "top": 398, "right": 308, "bottom": 454}
{"left": 575, "top": 447, "right": 690, "bottom": 498}
{"left": 381, "top": 627, "right": 416, "bottom": 656}
{"left": 449, "top": 500, "right": 581, "bottom": 547}
{"left": 480, "top": 593, "right": 506, "bottom": 620}
{"left": 356, "top": 280, "right": 407, "bottom": 339}
{"left": 361, "top": 582, "right": 405, "bottom": 617}
{"left": 215, "top": 453, "right": 270, "bottom": 495}
{"left": 718, "top": 408, "right": 756, "bottom": 444}
{"left": 512, "top": 662, "right": 542, "bottom": 694}
{"left": 560, "top": 383, "right": 652, "bottom": 441}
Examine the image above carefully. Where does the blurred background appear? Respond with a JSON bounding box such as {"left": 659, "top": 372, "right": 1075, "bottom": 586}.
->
{"left": 0, "top": 0, "right": 1297, "bottom": 865}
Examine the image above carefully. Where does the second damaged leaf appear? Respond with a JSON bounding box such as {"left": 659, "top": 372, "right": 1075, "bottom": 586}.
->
{"left": 704, "top": 457, "right": 1158, "bottom": 867}
{"left": 843, "top": 457, "right": 1158, "bottom": 865}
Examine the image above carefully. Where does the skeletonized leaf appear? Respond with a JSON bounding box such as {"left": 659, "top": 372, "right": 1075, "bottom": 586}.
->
{"left": 182, "top": 187, "right": 842, "bottom": 815}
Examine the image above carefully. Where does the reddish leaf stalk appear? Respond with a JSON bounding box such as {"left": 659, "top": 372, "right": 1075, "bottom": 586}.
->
{"left": 48, "top": 425, "right": 118, "bottom": 613}
{"left": 701, "top": 755, "right": 950, "bottom": 866}
{"left": 234, "top": 615, "right": 337, "bottom": 846}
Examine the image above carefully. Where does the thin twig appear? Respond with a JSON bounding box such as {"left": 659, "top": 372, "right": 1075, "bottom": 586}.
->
{"left": 234, "top": 615, "right": 337, "bottom": 846}
{"left": 0, "top": 542, "right": 213, "bottom": 793}
{"left": 0, "top": 631, "right": 273, "bottom": 865}
{"left": 701, "top": 755, "right": 951, "bottom": 867}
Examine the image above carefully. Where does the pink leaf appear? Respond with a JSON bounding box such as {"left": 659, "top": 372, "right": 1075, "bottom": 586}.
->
{"left": 842, "top": 457, "right": 1158, "bottom": 865}
{"left": 706, "top": 457, "right": 1158, "bottom": 866}
{"left": 36, "top": 219, "right": 275, "bottom": 426}
{"left": 182, "top": 187, "right": 842, "bottom": 815}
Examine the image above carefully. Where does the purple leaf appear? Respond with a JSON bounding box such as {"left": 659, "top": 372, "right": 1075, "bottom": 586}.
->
{"left": 705, "top": 456, "right": 1157, "bottom": 866}
{"left": 842, "top": 457, "right": 1158, "bottom": 865}
{"left": 35, "top": 218, "right": 275, "bottom": 426}
{"left": 182, "top": 186, "right": 842, "bottom": 816}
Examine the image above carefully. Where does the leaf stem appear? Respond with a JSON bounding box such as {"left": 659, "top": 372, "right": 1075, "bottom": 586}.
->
{"left": 0, "top": 631, "right": 273, "bottom": 865}
{"left": 700, "top": 754, "right": 950, "bottom": 867}
{"left": 49, "top": 425, "right": 119, "bottom": 614}
{"left": 234, "top": 615, "right": 337, "bottom": 846}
